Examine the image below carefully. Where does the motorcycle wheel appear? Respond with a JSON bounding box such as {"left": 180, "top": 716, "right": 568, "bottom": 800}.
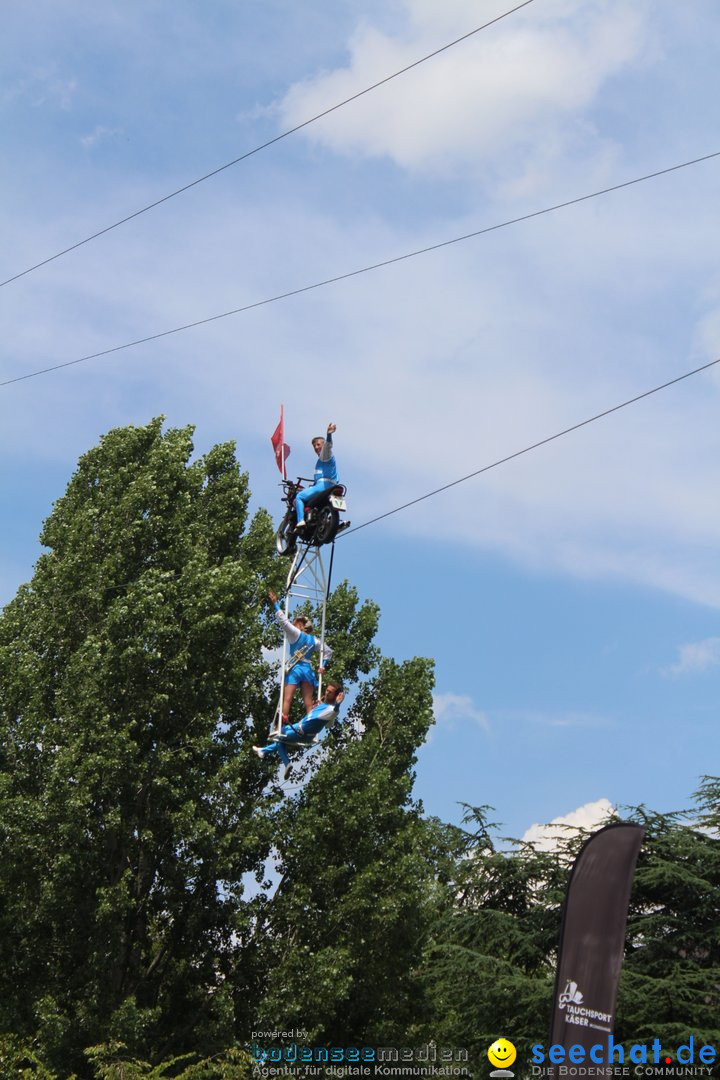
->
{"left": 314, "top": 505, "right": 339, "bottom": 546}
{"left": 275, "top": 512, "right": 296, "bottom": 556}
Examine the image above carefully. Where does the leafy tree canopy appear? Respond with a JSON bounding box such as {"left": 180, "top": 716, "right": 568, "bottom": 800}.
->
{"left": 0, "top": 420, "right": 285, "bottom": 1072}
{"left": 1, "top": 419, "right": 718, "bottom": 1078}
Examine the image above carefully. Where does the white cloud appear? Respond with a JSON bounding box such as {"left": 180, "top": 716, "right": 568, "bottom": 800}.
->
{"left": 433, "top": 691, "right": 488, "bottom": 730}
{"left": 507, "top": 709, "right": 608, "bottom": 729}
{"left": 2, "top": 2, "right": 720, "bottom": 619}
{"left": 2, "top": 69, "right": 77, "bottom": 110}
{"left": 4, "top": 176, "right": 720, "bottom": 611}
{"left": 80, "top": 125, "right": 125, "bottom": 148}
{"left": 665, "top": 637, "right": 720, "bottom": 676}
{"left": 278, "top": 0, "right": 651, "bottom": 174}
{"left": 522, "top": 797, "right": 614, "bottom": 851}
{"left": 693, "top": 289, "right": 720, "bottom": 368}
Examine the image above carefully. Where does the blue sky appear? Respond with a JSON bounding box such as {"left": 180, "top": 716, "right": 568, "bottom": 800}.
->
{"left": 2, "top": 0, "right": 720, "bottom": 841}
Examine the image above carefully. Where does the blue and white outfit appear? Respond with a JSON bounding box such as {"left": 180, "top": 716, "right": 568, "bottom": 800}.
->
{"left": 274, "top": 603, "right": 332, "bottom": 690}
{"left": 255, "top": 699, "right": 342, "bottom": 770}
{"left": 295, "top": 431, "right": 339, "bottom": 525}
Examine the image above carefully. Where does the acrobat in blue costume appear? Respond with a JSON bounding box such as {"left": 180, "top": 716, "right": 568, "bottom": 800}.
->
{"left": 295, "top": 423, "right": 339, "bottom": 529}
{"left": 254, "top": 683, "right": 344, "bottom": 780}
{"left": 269, "top": 590, "right": 332, "bottom": 720}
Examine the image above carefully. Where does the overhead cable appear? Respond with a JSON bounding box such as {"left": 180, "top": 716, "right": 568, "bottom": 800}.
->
{"left": 343, "top": 355, "right": 720, "bottom": 536}
{"left": 32, "top": 354, "right": 720, "bottom": 606}
{"left": 0, "top": 0, "right": 535, "bottom": 290}
{"left": 2, "top": 149, "right": 718, "bottom": 389}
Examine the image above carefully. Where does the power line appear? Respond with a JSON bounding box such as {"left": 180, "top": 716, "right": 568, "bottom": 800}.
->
{"left": 36, "top": 354, "right": 720, "bottom": 604}
{"left": 0, "top": 0, "right": 535, "bottom": 291}
{"left": 3, "top": 149, "right": 718, "bottom": 390}
{"left": 342, "top": 355, "right": 720, "bottom": 536}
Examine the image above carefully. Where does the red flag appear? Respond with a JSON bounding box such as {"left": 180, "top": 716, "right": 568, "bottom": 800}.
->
{"left": 271, "top": 406, "right": 290, "bottom": 479}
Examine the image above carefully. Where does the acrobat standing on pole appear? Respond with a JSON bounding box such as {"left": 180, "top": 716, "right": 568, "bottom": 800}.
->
{"left": 268, "top": 588, "right": 332, "bottom": 724}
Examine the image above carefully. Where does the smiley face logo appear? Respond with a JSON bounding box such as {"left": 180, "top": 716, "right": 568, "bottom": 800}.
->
{"left": 488, "top": 1039, "right": 517, "bottom": 1069}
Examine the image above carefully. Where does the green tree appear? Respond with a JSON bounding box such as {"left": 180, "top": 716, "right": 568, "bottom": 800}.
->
{"left": 419, "top": 784, "right": 720, "bottom": 1075}
{"left": 229, "top": 580, "right": 387, "bottom": 1031}
{"left": 84, "top": 1041, "right": 254, "bottom": 1079}
{"left": 0, "top": 420, "right": 278, "bottom": 1074}
{"left": 9, "top": 419, "right": 716, "bottom": 1080}
{"left": 250, "top": 656, "right": 441, "bottom": 1046}
{"left": 417, "top": 807, "right": 566, "bottom": 1069}
{"left": 0, "top": 1034, "right": 59, "bottom": 1078}
{"left": 617, "top": 778, "right": 720, "bottom": 1055}
{"left": 0, "top": 418, "right": 440, "bottom": 1077}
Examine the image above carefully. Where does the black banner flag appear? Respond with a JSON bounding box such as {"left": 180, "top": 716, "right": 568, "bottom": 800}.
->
{"left": 548, "top": 822, "right": 644, "bottom": 1077}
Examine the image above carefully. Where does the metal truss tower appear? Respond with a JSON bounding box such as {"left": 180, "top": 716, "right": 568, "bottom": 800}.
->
{"left": 271, "top": 541, "right": 334, "bottom": 734}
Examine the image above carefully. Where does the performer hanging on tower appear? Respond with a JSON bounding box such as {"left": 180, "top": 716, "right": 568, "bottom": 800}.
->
{"left": 253, "top": 681, "right": 345, "bottom": 780}
{"left": 295, "top": 422, "right": 338, "bottom": 533}
{"left": 269, "top": 589, "right": 332, "bottom": 722}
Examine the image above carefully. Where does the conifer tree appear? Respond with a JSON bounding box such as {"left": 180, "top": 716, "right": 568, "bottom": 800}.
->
{"left": 419, "top": 784, "right": 720, "bottom": 1073}
{"left": 416, "top": 807, "right": 565, "bottom": 1067}
{"left": 617, "top": 778, "right": 720, "bottom": 1052}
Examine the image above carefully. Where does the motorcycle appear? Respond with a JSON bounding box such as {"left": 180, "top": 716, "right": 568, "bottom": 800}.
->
{"left": 275, "top": 478, "right": 349, "bottom": 556}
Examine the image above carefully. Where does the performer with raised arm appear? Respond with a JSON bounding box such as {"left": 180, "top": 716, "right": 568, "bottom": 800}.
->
{"left": 269, "top": 589, "right": 332, "bottom": 722}
{"left": 294, "top": 422, "right": 338, "bottom": 533}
